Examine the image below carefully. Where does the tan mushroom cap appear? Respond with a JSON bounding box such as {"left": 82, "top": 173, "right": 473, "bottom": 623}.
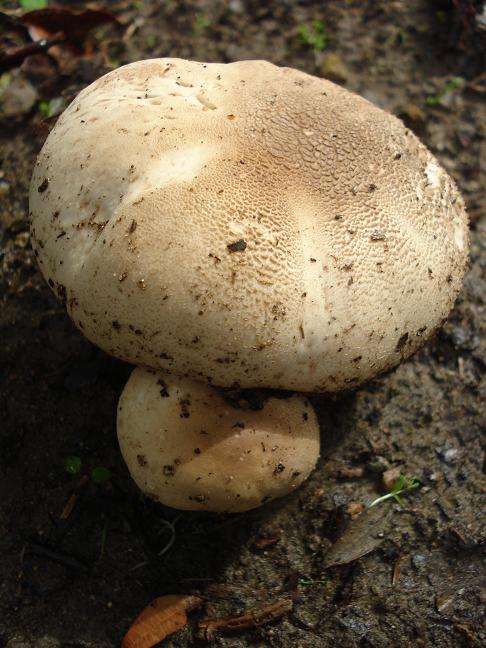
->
{"left": 30, "top": 58, "right": 468, "bottom": 392}
{"left": 117, "top": 368, "right": 320, "bottom": 512}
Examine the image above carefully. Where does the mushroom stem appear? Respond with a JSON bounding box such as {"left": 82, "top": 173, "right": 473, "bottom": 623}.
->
{"left": 117, "top": 368, "right": 320, "bottom": 513}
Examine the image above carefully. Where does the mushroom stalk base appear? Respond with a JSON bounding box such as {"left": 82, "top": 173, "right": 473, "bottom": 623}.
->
{"left": 117, "top": 368, "right": 320, "bottom": 512}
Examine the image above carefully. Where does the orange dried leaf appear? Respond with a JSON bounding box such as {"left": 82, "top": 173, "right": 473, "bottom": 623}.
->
{"left": 122, "top": 595, "right": 202, "bottom": 648}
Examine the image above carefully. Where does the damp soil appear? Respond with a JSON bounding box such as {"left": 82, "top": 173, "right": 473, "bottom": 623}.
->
{"left": 1, "top": 1, "right": 485, "bottom": 647}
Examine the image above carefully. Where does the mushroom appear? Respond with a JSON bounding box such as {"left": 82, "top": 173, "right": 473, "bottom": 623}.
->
{"left": 118, "top": 368, "right": 319, "bottom": 512}
{"left": 30, "top": 58, "right": 468, "bottom": 511}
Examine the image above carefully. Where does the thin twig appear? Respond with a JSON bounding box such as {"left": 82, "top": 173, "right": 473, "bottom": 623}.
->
{"left": 392, "top": 555, "right": 402, "bottom": 587}
{"left": 27, "top": 541, "right": 88, "bottom": 573}
{"left": 158, "top": 513, "right": 183, "bottom": 556}
{"left": 99, "top": 521, "right": 108, "bottom": 560}
{"left": 197, "top": 599, "right": 293, "bottom": 640}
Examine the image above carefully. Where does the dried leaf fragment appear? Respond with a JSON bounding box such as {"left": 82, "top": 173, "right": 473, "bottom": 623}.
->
{"left": 253, "top": 535, "right": 280, "bottom": 550}
{"left": 323, "top": 504, "right": 392, "bottom": 568}
{"left": 21, "top": 7, "right": 119, "bottom": 53}
{"left": 122, "top": 594, "right": 203, "bottom": 648}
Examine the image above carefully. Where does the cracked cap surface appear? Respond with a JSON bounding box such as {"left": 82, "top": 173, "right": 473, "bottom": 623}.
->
{"left": 30, "top": 58, "right": 468, "bottom": 391}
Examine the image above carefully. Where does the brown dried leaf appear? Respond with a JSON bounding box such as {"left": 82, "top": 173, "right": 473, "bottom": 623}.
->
{"left": 122, "top": 595, "right": 203, "bottom": 648}
{"left": 323, "top": 504, "right": 392, "bottom": 568}
{"left": 253, "top": 536, "right": 280, "bottom": 550}
{"left": 21, "top": 8, "right": 119, "bottom": 53}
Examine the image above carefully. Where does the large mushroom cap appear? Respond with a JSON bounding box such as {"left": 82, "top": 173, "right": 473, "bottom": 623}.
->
{"left": 30, "top": 58, "right": 468, "bottom": 392}
{"left": 117, "top": 368, "right": 320, "bottom": 512}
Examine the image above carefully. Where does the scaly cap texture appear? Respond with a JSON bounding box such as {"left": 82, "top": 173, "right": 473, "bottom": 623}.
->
{"left": 30, "top": 58, "right": 468, "bottom": 391}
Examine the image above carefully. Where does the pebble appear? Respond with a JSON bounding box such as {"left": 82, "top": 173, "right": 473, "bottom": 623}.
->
{"left": 456, "top": 122, "right": 477, "bottom": 148}
{"left": 14, "top": 231, "right": 30, "bottom": 248}
{"left": 401, "top": 102, "right": 426, "bottom": 122}
{"left": 382, "top": 467, "right": 401, "bottom": 491}
{"left": 437, "top": 447, "right": 459, "bottom": 465}
{"left": 338, "top": 466, "right": 365, "bottom": 479}
{"left": 318, "top": 53, "right": 350, "bottom": 83}
{"left": 346, "top": 501, "right": 365, "bottom": 517}
{"left": 228, "top": 0, "right": 245, "bottom": 13}
{"left": 305, "top": 532, "right": 323, "bottom": 552}
{"left": 443, "top": 324, "right": 480, "bottom": 352}
{"left": 0, "top": 179, "right": 10, "bottom": 195}
{"left": 412, "top": 554, "right": 427, "bottom": 569}
{"left": 0, "top": 75, "right": 38, "bottom": 119}
{"left": 367, "top": 455, "right": 391, "bottom": 474}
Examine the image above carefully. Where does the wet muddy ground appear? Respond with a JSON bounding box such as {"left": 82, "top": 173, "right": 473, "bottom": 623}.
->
{"left": 1, "top": 1, "right": 485, "bottom": 646}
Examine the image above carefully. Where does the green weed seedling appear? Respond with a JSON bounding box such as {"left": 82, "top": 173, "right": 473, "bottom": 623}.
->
{"left": 146, "top": 34, "right": 157, "bottom": 48}
{"left": 297, "top": 20, "right": 330, "bottom": 55}
{"left": 91, "top": 466, "right": 111, "bottom": 484}
{"left": 64, "top": 455, "right": 82, "bottom": 475}
{"left": 193, "top": 14, "right": 210, "bottom": 35}
{"left": 20, "top": 0, "right": 48, "bottom": 10}
{"left": 300, "top": 578, "right": 327, "bottom": 586}
{"left": 38, "top": 98, "right": 65, "bottom": 119}
{"left": 63, "top": 456, "right": 111, "bottom": 484}
{"left": 426, "top": 77, "right": 463, "bottom": 106}
{"left": 369, "top": 475, "right": 421, "bottom": 508}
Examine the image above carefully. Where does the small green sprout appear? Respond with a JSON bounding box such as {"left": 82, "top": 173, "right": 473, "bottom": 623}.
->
{"left": 91, "top": 466, "right": 112, "bottom": 484}
{"left": 64, "top": 456, "right": 112, "bottom": 484}
{"left": 435, "top": 10, "right": 447, "bottom": 24}
{"left": 38, "top": 101, "right": 50, "bottom": 117}
{"left": 38, "top": 97, "right": 65, "bottom": 119}
{"left": 146, "top": 34, "right": 157, "bottom": 48}
{"left": 425, "top": 95, "right": 440, "bottom": 107}
{"left": 104, "top": 40, "right": 126, "bottom": 70}
{"left": 426, "top": 77, "right": 463, "bottom": 107}
{"left": 444, "top": 77, "right": 463, "bottom": 92}
{"left": 20, "top": 0, "right": 48, "bottom": 10}
{"left": 300, "top": 578, "right": 327, "bottom": 586}
{"left": 387, "top": 27, "right": 408, "bottom": 47}
{"left": 64, "top": 455, "right": 82, "bottom": 475}
{"left": 297, "top": 20, "right": 331, "bottom": 54}
{"left": 0, "top": 74, "right": 11, "bottom": 93}
{"left": 193, "top": 13, "right": 210, "bottom": 35}
{"left": 369, "top": 475, "right": 421, "bottom": 508}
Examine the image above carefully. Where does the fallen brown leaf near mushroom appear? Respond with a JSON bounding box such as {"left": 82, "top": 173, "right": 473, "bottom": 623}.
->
{"left": 21, "top": 7, "right": 119, "bottom": 53}
{"left": 122, "top": 594, "right": 203, "bottom": 648}
{"left": 0, "top": 6, "right": 119, "bottom": 73}
{"left": 29, "top": 58, "right": 469, "bottom": 512}
{"left": 122, "top": 591, "right": 293, "bottom": 645}
{"left": 322, "top": 503, "right": 392, "bottom": 568}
